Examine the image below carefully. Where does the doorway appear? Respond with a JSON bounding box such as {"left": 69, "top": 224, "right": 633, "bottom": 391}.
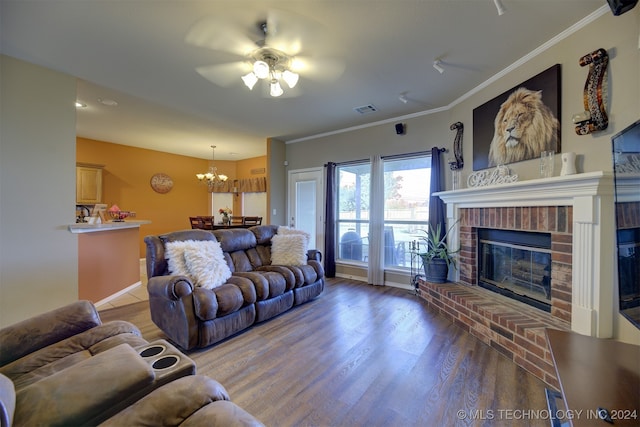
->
{"left": 288, "top": 168, "right": 324, "bottom": 254}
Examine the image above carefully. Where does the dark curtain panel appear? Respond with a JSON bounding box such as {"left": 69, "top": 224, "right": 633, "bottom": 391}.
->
{"left": 428, "top": 147, "right": 446, "bottom": 236}
{"left": 324, "top": 162, "right": 337, "bottom": 277}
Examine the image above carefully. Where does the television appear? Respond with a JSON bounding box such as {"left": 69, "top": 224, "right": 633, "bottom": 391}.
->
{"left": 611, "top": 119, "right": 640, "bottom": 329}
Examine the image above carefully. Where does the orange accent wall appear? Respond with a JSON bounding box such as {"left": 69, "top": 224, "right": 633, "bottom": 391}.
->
{"left": 77, "top": 137, "right": 265, "bottom": 257}
{"left": 78, "top": 228, "right": 140, "bottom": 302}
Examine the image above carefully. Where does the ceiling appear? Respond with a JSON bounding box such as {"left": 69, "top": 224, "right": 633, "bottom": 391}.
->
{"left": 1, "top": 1, "right": 608, "bottom": 161}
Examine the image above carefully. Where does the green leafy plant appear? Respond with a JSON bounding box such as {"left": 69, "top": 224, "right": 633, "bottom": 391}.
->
{"left": 417, "top": 220, "right": 460, "bottom": 270}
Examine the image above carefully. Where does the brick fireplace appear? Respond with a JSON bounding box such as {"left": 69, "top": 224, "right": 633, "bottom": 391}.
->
{"left": 418, "top": 172, "right": 615, "bottom": 387}
{"left": 459, "top": 205, "right": 573, "bottom": 323}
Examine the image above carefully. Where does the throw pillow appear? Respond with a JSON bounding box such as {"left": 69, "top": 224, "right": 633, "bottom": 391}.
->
{"left": 277, "top": 226, "right": 311, "bottom": 243}
{"left": 271, "top": 234, "right": 308, "bottom": 266}
{"left": 183, "top": 241, "right": 231, "bottom": 289}
{"left": 165, "top": 240, "right": 231, "bottom": 289}
{"left": 165, "top": 241, "right": 190, "bottom": 276}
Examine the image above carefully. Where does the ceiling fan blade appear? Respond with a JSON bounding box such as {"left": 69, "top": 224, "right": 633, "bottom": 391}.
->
{"left": 185, "top": 17, "right": 257, "bottom": 57}
{"left": 264, "top": 9, "right": 325, "bottom": 56}
{"left": 195, "top": 62, "right": 251, "bottom": 87}
{"left": 291, "top": 56, "right": 346, "bottom": 82}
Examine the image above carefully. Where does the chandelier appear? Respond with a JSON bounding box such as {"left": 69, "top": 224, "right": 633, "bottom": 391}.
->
{"left": 196, "top": 145, "right": 228, "bottom": 189}
{"left": 241, "top": 46, "right": 299, "bottom": 97}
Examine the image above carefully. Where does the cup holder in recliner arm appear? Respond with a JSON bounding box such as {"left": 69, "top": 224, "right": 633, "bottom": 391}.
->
{"left": 139, "top": 344, "right": 166, "bottom": 358}
{"left": 134, "top": 339, "right": 195, "bottom": 389}
{"left": 151, "top": 355, "right": 180, "bottom": 370}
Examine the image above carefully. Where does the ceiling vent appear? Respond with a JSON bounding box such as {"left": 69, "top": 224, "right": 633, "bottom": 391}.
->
{"left": 353, "top": 104, "right": 378, "bottom": 115}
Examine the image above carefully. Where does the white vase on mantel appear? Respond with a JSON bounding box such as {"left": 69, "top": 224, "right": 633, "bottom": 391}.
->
{"left": 561, "top": 152, "right": 577, "bottom": 176}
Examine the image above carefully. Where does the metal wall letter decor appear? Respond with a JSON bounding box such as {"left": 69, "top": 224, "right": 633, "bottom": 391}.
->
{"left": 448, "top": 121, "right": 464, "bottom": 170}
{"left": 467, "top": 165, "right": 518, "bottom": 188}
{"left": 573, "top": 48, "right": 609, "bottom": 135}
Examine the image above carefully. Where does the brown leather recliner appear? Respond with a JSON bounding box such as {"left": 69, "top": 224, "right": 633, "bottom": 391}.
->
{"left": 0, "top": 301, "right": 264, "bottom": 427}
{"left": 144, "top": 225, "right": 324, "bottom": 350}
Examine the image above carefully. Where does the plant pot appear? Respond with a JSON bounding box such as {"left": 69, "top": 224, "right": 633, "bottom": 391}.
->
{"left": 423, "top": 258, "right": 449, "bottom": 283}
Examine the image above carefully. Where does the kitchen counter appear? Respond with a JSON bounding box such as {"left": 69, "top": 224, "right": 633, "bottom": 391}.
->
{"left": 68, "top": 220, "right": 151, "bottom": 234}
{"left": 70, "top": 220, "right": 151, "bottom": 304}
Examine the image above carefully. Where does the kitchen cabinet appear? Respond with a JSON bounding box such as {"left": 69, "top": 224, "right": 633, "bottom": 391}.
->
{"left": 76, "top": 163, "right": 103, "bottom": 204}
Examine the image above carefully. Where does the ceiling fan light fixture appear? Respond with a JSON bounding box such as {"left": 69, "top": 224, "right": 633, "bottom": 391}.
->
{"left": 282, "top": 70, "right": 299, "bottom": 88}
{"left": 253, "top": 60, "right": 270, "bottom": 79}
{"left": 270, "top": 80, "right": 284, "bottom": 97}
{"left": 241, "top": 72, "right": 259, "bottom": 89}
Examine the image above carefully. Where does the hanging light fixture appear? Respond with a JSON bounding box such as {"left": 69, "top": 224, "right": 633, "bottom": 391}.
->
{"left": 196, "top": 145, "right": 228, "bottom": 189}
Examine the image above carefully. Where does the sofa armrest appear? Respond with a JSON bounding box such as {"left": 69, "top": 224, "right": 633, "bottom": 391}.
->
{"left": 147, "top": 275, "right": 200, "bottom": 350}
{"left": 0, "top": 300, "right": 101, "bottom": 367}
{"left": 148, "top": 275, "right": 195, "bottom": 300}
{"left": 14, "top": 344, "right": 155, "bottom": 427}
{"left": 99, "top": 375, "right": 239, "bottom": 426}
{"left": 307, "top": 249, "right": 322, "bottom": 262}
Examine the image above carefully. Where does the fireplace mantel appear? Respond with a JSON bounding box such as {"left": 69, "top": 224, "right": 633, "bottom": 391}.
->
{"left": 435, "top": 171, "right": 616, "bottom": 338}
{"left": 435, "top": 171, "right": 614, "bottom": 208}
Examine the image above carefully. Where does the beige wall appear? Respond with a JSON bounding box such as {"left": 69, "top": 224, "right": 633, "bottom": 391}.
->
{"left": 267, "top": 138, "right": 287, "bottom": 226}
{"left": 1, "top": 55, "right": 78, "bottom": 327}
{"left": 286, "top": 10, "right": 639, "bottom": 177}
{"left": 284, "top": 9, "right": 640, "bottom": 342}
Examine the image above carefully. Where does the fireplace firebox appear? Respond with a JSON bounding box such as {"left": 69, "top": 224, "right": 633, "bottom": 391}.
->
{"left": 478, "top": 229, "right": 552, "bottom": 312}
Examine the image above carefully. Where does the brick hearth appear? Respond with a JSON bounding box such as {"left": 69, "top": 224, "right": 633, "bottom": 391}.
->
{"left": 418, "top": 204, "right": 573, "bottom": 388}
{"left": 418, "top": 279, "right": 567, "bottom": 389}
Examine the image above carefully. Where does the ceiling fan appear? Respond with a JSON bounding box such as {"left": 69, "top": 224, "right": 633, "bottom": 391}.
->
{"left": 185, "top": 9, "right": 345, "bottom": 97}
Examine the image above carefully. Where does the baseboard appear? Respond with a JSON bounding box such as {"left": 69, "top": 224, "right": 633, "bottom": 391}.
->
{"left": 335, "top": 273, "right": 414, "bottom": 291}
{"left": 94, "top": 281, "right": 142, "bottom": 307}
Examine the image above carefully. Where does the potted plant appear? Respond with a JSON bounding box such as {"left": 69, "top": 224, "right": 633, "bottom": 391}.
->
{"left": 418, "top": 221, "right": 459, "bottom": 284}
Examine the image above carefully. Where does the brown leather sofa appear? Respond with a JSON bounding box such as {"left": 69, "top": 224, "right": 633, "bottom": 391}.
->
{"left": 145, "top": 225, "right": 325, "bottom": 350}
{"left": 0, "top": 300, "right": 264, "bottom": 427}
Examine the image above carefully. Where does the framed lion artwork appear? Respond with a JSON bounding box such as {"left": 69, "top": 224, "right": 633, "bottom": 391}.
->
{"left": 473, "top": 64, "right": 561, "bottom": 170}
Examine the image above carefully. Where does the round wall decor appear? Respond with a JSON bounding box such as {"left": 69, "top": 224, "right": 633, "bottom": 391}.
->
{"left": 150, "top": 173, "right": 173, "bottom": 194}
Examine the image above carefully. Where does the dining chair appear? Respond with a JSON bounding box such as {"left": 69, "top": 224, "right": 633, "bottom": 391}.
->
{"left": 230, "top": 216, "right": 244, "bottom": 225}
{"left": 198, "top": 216, "right": 215, "bottom": 230}
{"left": 242, "top": 216, "right": 262, "bottom": 226}
{"left": 189, "top": 216, "right": 204, "bottom": 229}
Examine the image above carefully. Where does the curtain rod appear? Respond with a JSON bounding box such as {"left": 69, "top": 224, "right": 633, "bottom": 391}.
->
{"left": 327, "top": 148, "right": 447, "bottom": 167}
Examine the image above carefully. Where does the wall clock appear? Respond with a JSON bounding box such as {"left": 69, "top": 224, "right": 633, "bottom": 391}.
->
{"left": 150, "top": 173, "right": 173, "bottom": 194}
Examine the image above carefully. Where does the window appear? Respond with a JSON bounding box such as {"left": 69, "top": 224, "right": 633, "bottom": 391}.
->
{"left": 336, "top": 154, "right": 431, "bottom": 269}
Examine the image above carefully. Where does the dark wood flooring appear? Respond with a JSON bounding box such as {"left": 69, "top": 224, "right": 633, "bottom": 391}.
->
{"left": 101, "top": 278, "right": 550, "bottom": 426}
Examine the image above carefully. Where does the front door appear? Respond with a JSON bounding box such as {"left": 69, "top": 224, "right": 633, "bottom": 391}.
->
{"left": 288, "top": 168, "right": 323, "bottom": 254}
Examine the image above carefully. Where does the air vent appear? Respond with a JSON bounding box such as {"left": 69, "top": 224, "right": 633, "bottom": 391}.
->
{"left": 353, "top": 104, "right": 378, "bottom": 114}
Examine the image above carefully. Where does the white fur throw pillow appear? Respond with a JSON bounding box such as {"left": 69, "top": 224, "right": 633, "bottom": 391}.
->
{"left": 165, "top": 240, "right": 231, "bottom": 289}
{"left": 277, "top": 226, "right": 311, "bottom": 243}
{"left": 165, "top": 241, "right": 190, "bottom": 276}
{"left": 271, "top": 234, "right": 308, "bottom": 266}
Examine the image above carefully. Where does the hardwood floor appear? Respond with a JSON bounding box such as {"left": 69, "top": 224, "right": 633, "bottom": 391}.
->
{"left": 100, "top": 278, "right": 550, "bottom": 426}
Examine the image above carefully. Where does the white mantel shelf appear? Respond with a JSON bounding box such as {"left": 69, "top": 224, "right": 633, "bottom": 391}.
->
{"left": 435, "top": 171, "right": 614, "bottom": 208}
{"left": 68, "top": 220, "right": 151, "bottom": 234}
{"left": 434, "top": 171, "right": 618, "bottom": 339}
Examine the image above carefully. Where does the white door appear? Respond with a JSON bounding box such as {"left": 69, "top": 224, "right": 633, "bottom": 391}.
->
{"left": 288, "top": 168, "right": 323, "bottom": 254}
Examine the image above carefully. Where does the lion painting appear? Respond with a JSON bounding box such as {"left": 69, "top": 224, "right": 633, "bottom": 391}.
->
{"left": 487, "top": 87, "right": 559, "bottom": 167}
